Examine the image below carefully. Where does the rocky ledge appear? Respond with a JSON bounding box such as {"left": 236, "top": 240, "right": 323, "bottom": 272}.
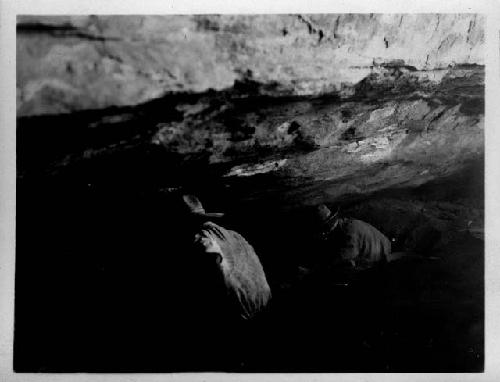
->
{"left": 18, "top": 64, "right": 484, "bottom": 204}
{"left": 17, "top": 14, "right": 484, "bottom": 250}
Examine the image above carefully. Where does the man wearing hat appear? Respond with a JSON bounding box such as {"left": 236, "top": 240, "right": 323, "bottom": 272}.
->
{"left": 174, "top": 194, "right": 272, "bottom": 369}
{"left": 180, "top": 194, "right": 271, "bottom": 321}
{"left": 314, "top": 204, "right": 391, "bottom": 271}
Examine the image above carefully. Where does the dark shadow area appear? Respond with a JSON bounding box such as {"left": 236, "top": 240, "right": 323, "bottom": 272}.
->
{"left": 16, "top": 89, "right": 316, "bottom": 181}
{"left": 14, "top": 64, "right": 484, "bottom": 372}
{"left": 17, "top": 21, "right": 120, "bottom": 41}
{"left": 14, "top": 153, "right": 484, "bottom": 372}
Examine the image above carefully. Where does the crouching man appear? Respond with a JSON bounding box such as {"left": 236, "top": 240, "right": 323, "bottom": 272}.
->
{"left": 315, "top": 204, "right": 391, "bottom": 271}
{"left": 183, "top": 194, "right": 272, "bottom": 320}
{"left": 178, "top": 195, "right": 272, "bottom": 370}
{"left": 174, "top": 195, "right": 271, "bottom": 371}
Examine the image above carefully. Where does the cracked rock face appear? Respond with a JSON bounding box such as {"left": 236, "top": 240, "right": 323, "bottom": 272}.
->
{"left": 16, "top": 14, "right": 484, "bottom": 219}
{"left": 17, "top": 14, "right": 484, "bottom": 116}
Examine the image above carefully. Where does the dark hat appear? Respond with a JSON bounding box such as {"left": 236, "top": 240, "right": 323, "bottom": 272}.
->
{"left": 182, "top": 194, "right": 224, "bottom": 219}
{"left": 315, "top": 204, "right": 339, "bottom": 225}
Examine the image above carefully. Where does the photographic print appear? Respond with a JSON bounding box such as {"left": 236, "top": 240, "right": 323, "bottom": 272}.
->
{"left": 14, "top": 13, "right": 484, "bottom": 373}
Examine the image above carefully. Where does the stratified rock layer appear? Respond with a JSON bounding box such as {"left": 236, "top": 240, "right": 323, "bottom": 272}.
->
{"left": 17, "top": 14, "right": 484, "bottom": 116}
{"left": 17, "top": 65, "right": 484, "bottom": 207}
{"left": 16, "top": 14, "right": 484, "bottom": 225}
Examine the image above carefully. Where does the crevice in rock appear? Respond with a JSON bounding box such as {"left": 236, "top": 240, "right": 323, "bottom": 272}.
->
{"left": 426, "top": 107, "right": 448, "bottom": 132}
{"left": 287, "top": 120, "right": 301, "bottom": 134}
{"left": 466, "top": 16, "right": 476, "bottom": 44}
{"left": 296, "top": 14, "right": 326, "bottom": 45}
{"left": 17, "top": 22, "right": 121, "bottom": 42}
{"left": 194, "top": 15, "right": 221, "bottom": 32}
{"left": 333, "top": 15, "right": 341, "bottom": 39}
{"left": 435, "top": 15, "right": 441, "bottom": 32}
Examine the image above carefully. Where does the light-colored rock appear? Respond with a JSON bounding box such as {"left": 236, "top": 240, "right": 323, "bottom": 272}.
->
{"left": 224, "top": 159, "right": 288, "bottom": 177}
{"left": 16, "top": 15, "right": 484, "bottom": 212}
{"left": 17, "top": 14, "right": 484, "bottom": 116}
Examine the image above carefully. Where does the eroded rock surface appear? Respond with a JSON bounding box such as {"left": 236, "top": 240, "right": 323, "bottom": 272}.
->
{"left": 17, "top": 14, "right": 483, "bottom": 116}
{"left": 16, "top": 14, "right": 484, "bottom": 239}
{"left": 17, "top": 65, "right": 484, "bottom": 208}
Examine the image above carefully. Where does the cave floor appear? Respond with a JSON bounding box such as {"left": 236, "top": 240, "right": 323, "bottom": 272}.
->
{"left": 252, "top": 232, "right": 484, "bottom": 372}
{"left": 14, "top": 161, "right": 484, "bottom": 373}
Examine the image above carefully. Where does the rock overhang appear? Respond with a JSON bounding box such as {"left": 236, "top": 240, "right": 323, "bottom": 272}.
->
{"left": 16, "top": 14, "right": 484, "bottom": 211}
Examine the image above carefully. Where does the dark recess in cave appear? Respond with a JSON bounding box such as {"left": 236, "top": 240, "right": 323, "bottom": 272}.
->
{"left": 14, "top": 96, "right": 485, "bottom": 373}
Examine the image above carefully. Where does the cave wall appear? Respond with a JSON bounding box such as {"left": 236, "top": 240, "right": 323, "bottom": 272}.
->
{"left": 17, "top": 14, "right": 484, "bottom": 116}
{"left": 16, "top": 14, "right": 485, "bottom": 224}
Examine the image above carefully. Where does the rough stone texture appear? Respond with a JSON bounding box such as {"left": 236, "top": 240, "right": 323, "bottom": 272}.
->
{"left": 17, "top": 14, "right": 484, "bottom": 116}
{"left": 16, "top": 14, "right": 484, "bottom": 218}
{"left": 17, "top": 65, "right": 484, "bottom": 209}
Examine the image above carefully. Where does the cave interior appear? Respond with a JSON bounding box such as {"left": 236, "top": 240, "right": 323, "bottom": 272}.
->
{"left": 14, "top": 14, "right": 484, "bottom": 373}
